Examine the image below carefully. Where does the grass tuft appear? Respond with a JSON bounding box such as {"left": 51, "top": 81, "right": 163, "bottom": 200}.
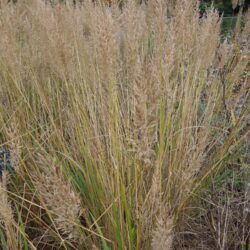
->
{"left": 0, "top": 0, "right": 249, "bottom": 249}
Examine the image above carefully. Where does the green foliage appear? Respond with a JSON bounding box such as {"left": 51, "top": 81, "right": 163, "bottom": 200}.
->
{"left": 200, "top": 0, "right": 233, "bottom": 16}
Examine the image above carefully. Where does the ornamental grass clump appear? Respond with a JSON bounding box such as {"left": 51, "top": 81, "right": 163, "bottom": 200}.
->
{"left": 0, "top": 0, "right": 249, "bottom": 249}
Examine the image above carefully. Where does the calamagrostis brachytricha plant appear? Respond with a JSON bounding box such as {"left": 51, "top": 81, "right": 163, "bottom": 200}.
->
{"left": 0, "top": 0, "right": 249, "bottom": 249}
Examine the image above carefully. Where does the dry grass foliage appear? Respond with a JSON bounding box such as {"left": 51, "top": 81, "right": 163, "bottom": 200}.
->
{"left": 0, "top": 0, "right": 249, "bottom": 249}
